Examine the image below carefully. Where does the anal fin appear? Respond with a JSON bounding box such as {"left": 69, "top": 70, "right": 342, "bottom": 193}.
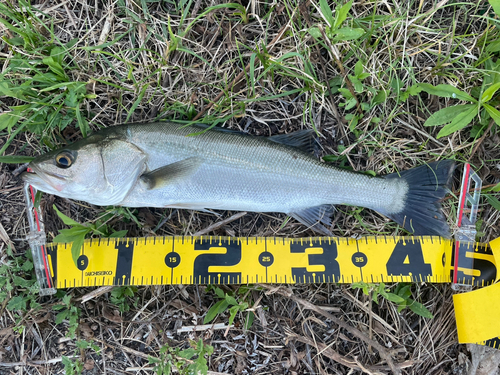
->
{"left": 289, "top": 205, "right": 335, "bottom": 235}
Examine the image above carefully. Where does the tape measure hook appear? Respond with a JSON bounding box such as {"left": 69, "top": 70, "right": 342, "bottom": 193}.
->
{"left": 452, "top": 163, "right": 482, "bottom": 291}
{"left": 23, "top": 181, "right": 56, "bottom": 296}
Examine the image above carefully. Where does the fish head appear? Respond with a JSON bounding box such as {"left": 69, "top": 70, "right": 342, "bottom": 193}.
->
{"left": 22, "top": 133, "right": 147, "bottom": 206}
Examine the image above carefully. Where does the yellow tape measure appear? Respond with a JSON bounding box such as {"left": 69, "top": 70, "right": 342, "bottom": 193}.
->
{"left": 46, "top": 235, "right": 496, "bottom": 287}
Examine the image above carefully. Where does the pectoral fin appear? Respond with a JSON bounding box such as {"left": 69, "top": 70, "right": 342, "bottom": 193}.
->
{"left": 140, "top": 157, "right": 202, "bottom": 190}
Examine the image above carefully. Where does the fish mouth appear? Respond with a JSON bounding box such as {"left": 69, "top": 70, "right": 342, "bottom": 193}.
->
{"left": 21, "top": 165, "right": 66, "bottom": 192}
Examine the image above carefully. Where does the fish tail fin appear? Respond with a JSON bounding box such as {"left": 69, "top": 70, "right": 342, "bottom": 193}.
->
{"left": 381, "top": 160, "right": 456, "bottom": 237}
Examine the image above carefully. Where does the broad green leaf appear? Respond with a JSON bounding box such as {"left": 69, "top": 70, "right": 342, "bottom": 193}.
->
{"left": 338, "top": 88, "right": 353, "bottom": 99}
{"left": 216, "top": 300, "right": 230, "bottom": 314}
{"left": 55, "top": 310, "right": 69, "bottom": 324}
{"left": 42, "top": 56, "right": 66, "bottom": 79}
{"left": 228, "top": 305, "right": 239, "bottom": 325}
{"left": 70, "top": 236, "right": 85, "bottom": 266}
{"left": 245, "top": 311, "right": 255, "bottom": 330}
{"left": 0, "top": 112, "right": 20, "bottom": 132}
{"left": 53, "top": 205, "right": 83, "bottom": 226}
{"left": 62, "top": 294, "right": 72, "bottom": 305}
{"left": 334, "top": 0, "right": 354, "bottom": 29}
{"left": 437, "top": 104, "right": 478, "bottom": 138}
{"left": 486, "top": 40, "right": 500, "bottom": 52}
{"left": 349, "top": 75, "right": 363, "bottom": 92}
{"left": 53, "top": 226, "right": 91, "bottom": 240}
{"left": 481, "top": 82, "right": 500, "bottom": 102}
{"left": 397, "top": 301, "right": 408, "bottom": 313}
{"left": 319, "top": 0, "right": 334, "bottom": 27}
{"left": 7, "top": 296, "right": 27, "bottom": 311}
{"left": 214, "top": 287, "right": 225, "bottom": 299}
{"left": 178, "top": 348, "right": 196, "bottom": 359}
{"left": 372, "top": 89, "right": 387, "bottom": 105}
{"left": 0, "top": 81, "right": 25, "bottom": 100}
{"left": 61, "top": 356, "right": 72, "bottom": 367}
{"left": 484, "top": 58, "right": 500, "bottom": 87}
{"left": 5, "top": 36, "right": 24, "bottom": 46}
{"left": 354, "top": 60, "right": 363, "bottom": 77}
{"left": 347, "top": 114, "right": 359, "bottom": 130}
{"left": 384, "top": 293, "right": 406, "bottom": 304}
{"left": 408, "top": 300, "right": 434, "bottom": 319}
{"left": 406, "top": 84, "right": 421, "bottom": 96}
{"left": 21, "top": 260, "right": 33, "bottom": 272}
{"left": 0, "top": 155, "right": 34, "bottom": 163}
{"left": 12, "top": 275, "right": 32, "bottom": 288}
{"left": 484, "top": 103, "right": 500, "bottom": 126}
{"left": 50, "top": 46, "right": 65, "bottom": 66}
{"left": 424, "top": 104, "right": 475, "bottom": 127}
{"left": 333, "top": 27, "right": 365, "bottom": 41}
{"left": 489, "top": 0, "right": 500, "bottom": 16}
{"left": 416, "top": 83, "right": 476, "bottom": 102}
{"left": 344, "top": 97, "right": 357, "bottom": 110}
{"left": 396, "top": 285, "right": 412, "bottom": 299}
{"left": 108, "top": 230, "right": 128, "bottom": 238}
{"left": 204, "top": 300, "right": 228, "bottom": 324}
{"left": 484, "top": 182, "right": 500, "bottom": 192}
{"left": 225, "top": 294, "right": 238, "bottom": 306}
{"left": 486, "top": 195, "right": 500, "bottom": 211}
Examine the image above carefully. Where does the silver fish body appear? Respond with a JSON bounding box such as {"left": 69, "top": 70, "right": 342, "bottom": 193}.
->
{"left": 22, "top": 122, "right": 454, "bottom": 236}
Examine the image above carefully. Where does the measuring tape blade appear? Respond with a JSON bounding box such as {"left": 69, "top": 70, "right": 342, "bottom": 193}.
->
{"left": 45, "top": 235, "right": 498, "bottom": 287}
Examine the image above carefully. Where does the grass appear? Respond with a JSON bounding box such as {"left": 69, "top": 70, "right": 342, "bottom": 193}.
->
{"left": 1, "top": 0, "right": 500, "bottom": 374}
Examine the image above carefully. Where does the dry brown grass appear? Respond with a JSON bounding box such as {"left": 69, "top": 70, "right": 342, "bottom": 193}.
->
{"left": 1, "top": 0, "right": 500, "bottom": 374}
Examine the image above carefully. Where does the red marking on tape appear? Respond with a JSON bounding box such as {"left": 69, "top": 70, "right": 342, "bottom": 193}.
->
{"left": 27, "top": 168, "right": 52, "bottom": 288}
{"left": 453, "top": 163, "right": 470, "bottom": 284}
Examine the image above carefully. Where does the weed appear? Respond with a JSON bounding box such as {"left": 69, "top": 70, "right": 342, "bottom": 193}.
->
{"left": 52, "top": 205, "right": 128, "bottom": 265}
{"left": 309, "top": 0, "right": 365, "bottom": 44}
{"left": 0, "top": 155, "right": 34, "bottom": 163}
{"left": 352, "top": 282, "right": 433, "bottom": 318}
{"left": 61, "top": 355, "right": 83, "bottom": 375}
{"left": 204, "top": 286, "right": 254, "bottom": 330}
{"left": 53, "top": 293, "right": 80, "bottom": 338}
{"left": 408, "top": 1, "right": 500, "bottom": 138}
{"left": 110, "top": 286, "right": 139, "bottom": 312}
{"left": 61, "top": 340, "right": 100, "bottom": 375}
{"left": 0, "top": 1, "right": 95, "bottom": 155}
{"left": 0, "top": 246, "right": 41, "bottom": 333}
{"left": 149, "top": 339, "right": 214, "bottom": 375}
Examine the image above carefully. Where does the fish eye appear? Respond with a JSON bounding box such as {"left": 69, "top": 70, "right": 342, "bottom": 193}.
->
{"left": 55, "top": 151, "right": 75, "bottom": 169}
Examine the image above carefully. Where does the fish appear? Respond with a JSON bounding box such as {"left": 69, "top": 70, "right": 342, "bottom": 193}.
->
{"left": 21, "top": 122, "right": 455, "bottom": 236}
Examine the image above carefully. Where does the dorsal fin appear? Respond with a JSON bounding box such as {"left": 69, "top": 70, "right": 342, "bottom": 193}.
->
{"left": 268, "top": 130, "right": 320, "bottom": 156}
